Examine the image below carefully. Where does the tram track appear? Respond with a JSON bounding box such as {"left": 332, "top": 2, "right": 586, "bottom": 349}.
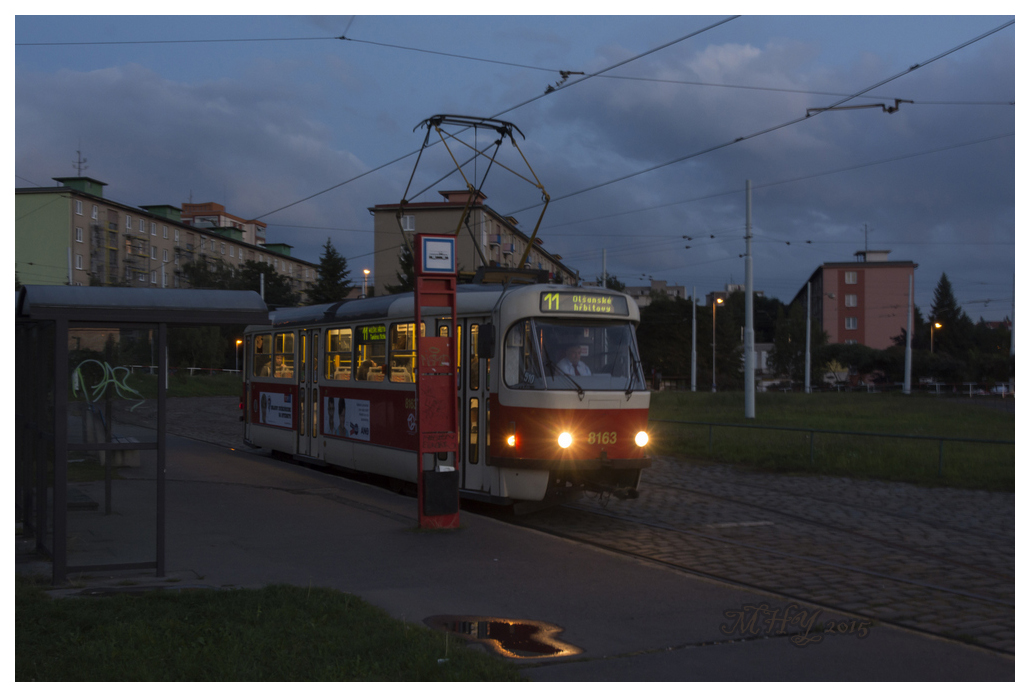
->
{"left": 510, "top": 502, "right": 1014, "bottom": 654}
{"left": 630, "top": 482, "right": 1013, "bottom": 582}
{"left": 655, "top": 473, "right": 1013, "bottom": 544}
{"left": 554, "top": 503, "right": 1011, "bottom": 607}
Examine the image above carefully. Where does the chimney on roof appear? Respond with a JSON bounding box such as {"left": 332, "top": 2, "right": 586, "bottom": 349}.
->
{"left": 855, "top": 250, "right": 891, "bottom": 263}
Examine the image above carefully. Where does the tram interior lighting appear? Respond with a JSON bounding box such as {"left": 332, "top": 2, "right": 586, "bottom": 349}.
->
{"left": 558, "top": 432, "right": 573, "bottom": 449}
{"left": 635, "top": 431, "right": 649, "bottom": 448}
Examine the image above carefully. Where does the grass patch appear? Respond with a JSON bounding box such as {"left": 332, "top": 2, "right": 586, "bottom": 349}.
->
{"left": 16, "top": 576, "right": 523, "bottom": 681}
{"left": 648, "top": 391, "right": 1014, "bottom": 491}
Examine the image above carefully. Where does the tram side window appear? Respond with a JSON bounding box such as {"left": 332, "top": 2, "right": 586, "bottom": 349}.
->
{"left": 274, "top": 332, "right": 295, "bottom": 379}
{"left": 253, "top": 333, "right": 272, "bottom": 377}
{"left": 325, "top": 328, "right": 353, "bottom": 381}
{"left": 504, "top": 320, "right": 543, "bottom": 389}
{"left": 389, "top": 323, "right": 418, "bottom": 383}
{"left": 356, "top": 324, "right": 387, "bottom": 381}
{"left": 469, "top": 324, "right": 480, "bottom": 390}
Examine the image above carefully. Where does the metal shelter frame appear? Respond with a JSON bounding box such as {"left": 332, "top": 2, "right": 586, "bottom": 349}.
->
{"left": 16, "top": 285, "right": 269, "bottom": 585}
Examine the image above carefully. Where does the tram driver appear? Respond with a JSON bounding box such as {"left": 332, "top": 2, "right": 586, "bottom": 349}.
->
{"left": 557, "top": 344, "right": 591, "bottom": 377}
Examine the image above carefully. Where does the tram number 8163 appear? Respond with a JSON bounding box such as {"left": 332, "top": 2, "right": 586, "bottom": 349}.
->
{"left": 588, "top": 431, "right": 618, "bottom": 445}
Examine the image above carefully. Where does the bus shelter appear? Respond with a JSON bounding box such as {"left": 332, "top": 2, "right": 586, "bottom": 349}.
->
{"left": 15, "top": 285, "right": 269, "bottom": 585}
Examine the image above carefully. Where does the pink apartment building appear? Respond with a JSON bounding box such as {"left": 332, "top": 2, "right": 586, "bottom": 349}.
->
{"left": 792, "top": 251, "right": 918, "bottom": 350}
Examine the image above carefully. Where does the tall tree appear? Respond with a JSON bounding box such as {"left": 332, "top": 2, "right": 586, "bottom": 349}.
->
{"left": 306, "top": 238, "right": 353, "bottom": 304}
{"left": 235, "top": 261, "right": 299, "bottom": 307}
{"left": 929, "top": 272, "right": 972, "bottom": 355}
{"left": 596, "top": 274, "right": 627, "bottom": 292}
{"left": 178, "top": 258, "right": 235, "bottom": 290}
{"left": 385, "top": 245, "right": 415, "bottom": 294}
{"left": 770, "top": 302, "right": 828, "bottom": 384}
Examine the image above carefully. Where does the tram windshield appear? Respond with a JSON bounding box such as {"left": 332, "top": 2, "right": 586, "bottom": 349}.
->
{"left": 504, "top": 318, "right": 645, "bottom": 392}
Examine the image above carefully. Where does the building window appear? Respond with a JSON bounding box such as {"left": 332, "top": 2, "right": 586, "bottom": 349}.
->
{"left": 400, "top": 215, "right": 415, "bottom": 231}
{"left": 75, "top": 200, "right": 83, "bottom": 215}
{"left": 139, "top": 271, "right": 146, "bottom": 282}
{"left": 845, "top": 294, "right": 858, "bottom": 307}
{"left": 845, "top": 317, "right": 858, "bottom": 330}
{"left": 163, "top": 249, "right": 169, "bottom": 263}
{"left": 91, "top": 205, "right": 98, "bottom": 220}
{"left": 845, "top": 339, "right": 858, "bottom": 345}
{"left": 75, "top": 254, "right": 83, "bottom": 270}
{"left": 151, "top": 271, "right": 157, "bottom": 285}
{"left": 75, "top": 227, "right": 83, "bottom": 243}
{"left": 845, "top": 271, "right": 857, "bottom": 284}
{"left": 151, "top": 245, "right": 157, "bottom": 260}
{"left": 126, "top": 215, "right": 133, "bottom": 229}
{"left": 174, "top": 229, "right": 179, "bottom": 243}
{"left": 229, "top": 245, "right": 235, "bottom": 258}
{"left": 163, "top": 225, "right": 168, "bottom": 239}
{"left": 221, "top": 242, "right": 226, "bottom": 255}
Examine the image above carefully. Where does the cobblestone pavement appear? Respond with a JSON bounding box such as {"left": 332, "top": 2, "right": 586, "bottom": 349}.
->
{"left": 115, "top": 396, "right": 248, "bottom": 451}
{"left": 120, "top": 397, "right": 1015, "bottom": 654}
{"left": 525, "top": 456, "right": 1014, "bottom": 653}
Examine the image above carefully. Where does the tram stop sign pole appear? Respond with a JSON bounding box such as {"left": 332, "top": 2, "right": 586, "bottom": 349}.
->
{"left": 414, "top": 233, "right": 460, "bottom": 529}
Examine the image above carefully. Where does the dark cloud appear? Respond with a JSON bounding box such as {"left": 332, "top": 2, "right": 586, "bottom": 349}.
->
{"left": 14, "top": 16, "right": 1015, "bottom": 319}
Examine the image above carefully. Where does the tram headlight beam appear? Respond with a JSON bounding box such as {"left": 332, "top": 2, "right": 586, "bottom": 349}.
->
{"left": 635, "top": 431, "right": 649, "bottom": 448}
{"left": 558, "top": 432, "right": 573, "bottom": 449}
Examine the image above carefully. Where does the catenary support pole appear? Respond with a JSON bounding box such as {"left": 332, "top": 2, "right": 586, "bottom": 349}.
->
{"left": 691, "top": 286, "right": 697, "bottom": 392}
{"left": 805, "top": 281, "right": 812, "bottom": 393}
{"left": 904, "top": 274, "right": 913, "bottom": 394}
{"left": 744, "top": 180, "right": 755, "bottom": 418}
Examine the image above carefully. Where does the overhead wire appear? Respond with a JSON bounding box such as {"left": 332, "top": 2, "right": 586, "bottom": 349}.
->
{"left": 505, "top": 19, "right": 1015, "bottom": 218}
{"left": 250, "top": 16, "right": 740, "bottom": 221}
{"left": 538, "top": 132, "right": 1013, "bottom": 233}
{"left": 596, "top": 74, "right": 1014, "bottom": 106}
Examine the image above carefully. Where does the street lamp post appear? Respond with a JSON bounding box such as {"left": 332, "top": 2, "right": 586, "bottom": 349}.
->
{"left": 712, "top": 297, "right": 723, "bottom": 392}
{"left": 931, "top": 322, "right": 942, "bottom": 353}
{"left": 235, "top": 339, "right": 242, "bottom": 373}
{"left": 363, "top": 269, "right": 370, "bottom": 298}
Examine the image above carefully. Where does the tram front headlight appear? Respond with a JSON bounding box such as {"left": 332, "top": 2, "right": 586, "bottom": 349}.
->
{"left": 558, "top": 432, "right": 573, "bottom": 449}
{"left": 635, "top": 431, "right": 649, "bottom": 447}
{"left": 507, "top": 434, "right": 516, "bottom": 447}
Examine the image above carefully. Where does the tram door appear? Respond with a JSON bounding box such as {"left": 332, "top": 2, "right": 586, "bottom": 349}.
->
{"left": 298, "top": 328, "right": 320, "bottom": 460}
{"left": 461, "top": 318, "right": 490, "bottom": 493}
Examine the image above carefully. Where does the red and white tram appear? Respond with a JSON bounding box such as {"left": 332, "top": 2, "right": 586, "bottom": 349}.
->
{"left": 243, "top": 283, "right": 650, "bottom": 504}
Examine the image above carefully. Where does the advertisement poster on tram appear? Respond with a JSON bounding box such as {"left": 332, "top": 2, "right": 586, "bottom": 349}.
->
{"left": 344, "top": 398, "right": 370, "bottom": 441}
{"left": 324, "top": 396, "right": 346, "bottom": 436}
{"left": 259, "top": 391, "right": 293, "bottom": 428}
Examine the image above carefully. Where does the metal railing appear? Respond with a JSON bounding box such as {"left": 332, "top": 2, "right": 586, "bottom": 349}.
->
{"left": 649, "top": 418, "right": 1014, "bottom": 476}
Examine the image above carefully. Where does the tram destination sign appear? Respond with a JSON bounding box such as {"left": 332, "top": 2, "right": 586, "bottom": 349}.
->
{"left": 540, "top": 291, "right": 630, "bottom": 316}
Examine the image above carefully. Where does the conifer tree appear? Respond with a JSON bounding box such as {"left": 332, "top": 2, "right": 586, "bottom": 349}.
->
{"left": 385, "top": 245, "right": 416, "bottom": 294}
{"left": 306, "top": 238, "right": 353, "bottom": 304}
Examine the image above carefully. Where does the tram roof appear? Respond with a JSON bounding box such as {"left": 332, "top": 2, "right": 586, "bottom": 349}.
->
{"left": 266, "top": 283, "right": 639, "bottom": 329}
{"left": 269, "top": 283, "right": 505, "bottom": 328}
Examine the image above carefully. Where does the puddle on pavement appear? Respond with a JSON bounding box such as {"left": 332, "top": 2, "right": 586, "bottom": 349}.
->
{"left": 424, "top": 615, "right": 583, "bottom": 659}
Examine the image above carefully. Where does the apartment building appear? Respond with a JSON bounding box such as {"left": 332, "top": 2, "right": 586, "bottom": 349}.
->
{"left": 181, "top": 201, "right": 267, "bottom": 247}
{"left": 621, "top": 279, "right": 688, "bottom": 308}
{"left": 15, "top": 176, "right": 318, "bottom": 298}
{"left": 791, "top": 250, "right": 918, "bottom": 350}
{"left": 370, "top": 190, "right": 578, "bottom": 295}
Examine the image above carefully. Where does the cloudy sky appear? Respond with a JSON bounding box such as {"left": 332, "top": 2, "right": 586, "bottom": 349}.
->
{"left": 14, "top": 9, "right": 1017, "bottom": 321}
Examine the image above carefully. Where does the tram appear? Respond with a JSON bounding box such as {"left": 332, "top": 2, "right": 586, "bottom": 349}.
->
{"left": 242, "top": 282, "right": 650, "bottom": 504}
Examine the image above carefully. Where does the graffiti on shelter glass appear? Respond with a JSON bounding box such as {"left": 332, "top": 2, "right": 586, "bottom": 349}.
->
{"left": 720, "top": 602, "right": 871, "bottom": 647}
{"left": 71, "top": 360, "right": 146, "bottom": 412}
